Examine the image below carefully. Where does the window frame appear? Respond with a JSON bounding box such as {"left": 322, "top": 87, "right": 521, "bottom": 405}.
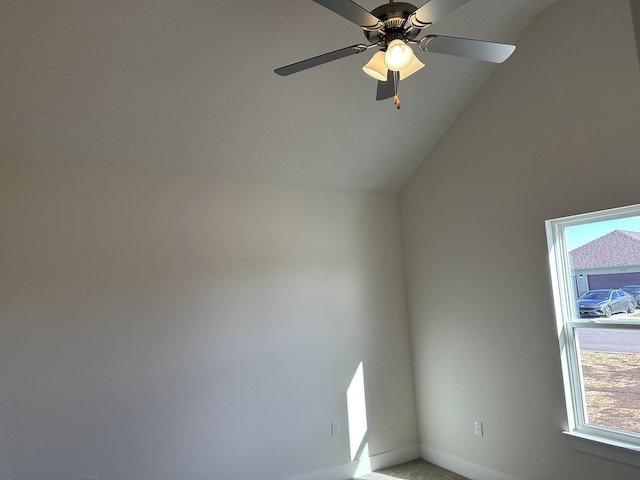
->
{"left": 546, "top": 204, "right": 640, "bottom": 465}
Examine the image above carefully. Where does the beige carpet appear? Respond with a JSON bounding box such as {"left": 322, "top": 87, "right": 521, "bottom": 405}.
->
{"left": 355, "top": 459, "right": 468, "bottom": 480}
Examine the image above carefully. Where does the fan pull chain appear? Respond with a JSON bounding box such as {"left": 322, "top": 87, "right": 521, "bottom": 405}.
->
{"left": 393, "top": 71, "right": 400, "bottom": 110}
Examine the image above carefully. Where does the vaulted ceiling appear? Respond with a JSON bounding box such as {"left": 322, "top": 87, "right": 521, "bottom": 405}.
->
{"left": 0, "top": 0, "right": 558, "bottom": 191}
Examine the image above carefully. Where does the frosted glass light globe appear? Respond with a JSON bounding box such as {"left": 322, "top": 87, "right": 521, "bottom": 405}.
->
{"left": 384, "top": 39, "right": 414, "bottom": 71}
{"left": 362, "top": 51, "right": 388, "bottom": 81}
{"left": 399, "top": 56, "right": 425, "bottom": 80}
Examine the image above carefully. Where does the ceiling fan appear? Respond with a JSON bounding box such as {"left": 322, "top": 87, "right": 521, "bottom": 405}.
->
{"left": 274, "top": 0, "right": 516, "bottom": 109}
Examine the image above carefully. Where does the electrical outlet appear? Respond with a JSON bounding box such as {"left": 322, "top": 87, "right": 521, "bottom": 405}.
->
{"left": 331, "top": 421, "right": 340, "bottom": 437}
{"left": 474, "top": 421, "right": 483, "bottom": 437}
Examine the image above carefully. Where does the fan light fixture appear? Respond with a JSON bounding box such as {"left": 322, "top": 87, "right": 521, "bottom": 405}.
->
{"left": 384, "top": 39, "right": 414, "bottom": 71}
{"left": 362, "top": 51, "right": 388, "bottom": 81}
{"left": 362, "top": 43, "right": 423, "bottom": 82}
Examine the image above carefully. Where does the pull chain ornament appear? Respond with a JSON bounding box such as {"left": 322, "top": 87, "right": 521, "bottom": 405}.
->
{"left": 393, "top": 71, "right": 400, "bottom": 109}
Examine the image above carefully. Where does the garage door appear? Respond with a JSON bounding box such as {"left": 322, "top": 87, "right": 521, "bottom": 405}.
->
{"left": 588, "top": 272, "right": 640, "bottom": 289}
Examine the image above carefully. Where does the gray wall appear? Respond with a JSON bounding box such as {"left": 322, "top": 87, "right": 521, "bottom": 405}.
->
{"left": 0, "top": 161, "right": 418, "bottom": 480}
{"left": 400, "top": 0, "right": 640, "bottom": 479}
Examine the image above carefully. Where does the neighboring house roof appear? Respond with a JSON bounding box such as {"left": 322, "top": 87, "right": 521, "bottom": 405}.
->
{"left": 570, "top": 230, "right": 640, "bottom": 269}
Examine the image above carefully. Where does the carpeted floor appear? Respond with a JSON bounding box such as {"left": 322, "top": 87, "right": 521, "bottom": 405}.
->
{"left": 355, "top": 459, "right": 468, "bottom": 480}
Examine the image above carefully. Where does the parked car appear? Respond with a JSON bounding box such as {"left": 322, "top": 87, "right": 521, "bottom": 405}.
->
{"left": 621, "top": 285, "right": 640, "bottom": 308}
{"left": 577, "top": 289, "right": 635, "bottom": 318}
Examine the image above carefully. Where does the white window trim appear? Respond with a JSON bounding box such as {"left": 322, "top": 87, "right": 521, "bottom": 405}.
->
{"left": 546, "top": 204, "right": 640, "bottom": 466}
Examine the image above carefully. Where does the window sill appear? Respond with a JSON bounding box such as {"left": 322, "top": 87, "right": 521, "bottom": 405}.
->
{"left": 564, "top": 431, "right": 640, "bottom": 467}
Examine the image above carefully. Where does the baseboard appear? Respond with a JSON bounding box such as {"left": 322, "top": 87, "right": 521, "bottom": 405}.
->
{"left": 370, "top": 444, "right": 421, "bottom": 471}
{"left": 288, "top": 444, "right": 420, "bottom": 480}
{"left": 285, "top": 459, "right": 357, "bottom": 480}
{"left": 420, "top": 445, "right": 523, "bottom": 480}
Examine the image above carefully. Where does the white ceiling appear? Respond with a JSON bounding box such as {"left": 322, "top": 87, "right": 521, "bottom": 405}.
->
{"left": 0, "top": 0, "right": 558, "bottom": 191}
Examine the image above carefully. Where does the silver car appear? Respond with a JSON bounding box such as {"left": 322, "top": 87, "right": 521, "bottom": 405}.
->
{"left": 621, "top": 285, "right": 640, "bottom": 308}
{"left": 577, "top": 289, "right": 635, "bottom": 318}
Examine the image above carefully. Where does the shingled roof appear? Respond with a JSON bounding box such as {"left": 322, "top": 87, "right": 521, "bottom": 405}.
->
{"left": 570, "top": 230, "right": 640, "bottom": 269}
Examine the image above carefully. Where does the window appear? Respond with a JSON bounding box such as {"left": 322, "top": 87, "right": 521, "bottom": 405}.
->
{"left": 546, "top": 205, "right": 640, "bottom": 463}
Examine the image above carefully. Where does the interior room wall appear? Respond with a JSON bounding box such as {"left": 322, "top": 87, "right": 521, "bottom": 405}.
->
{"left": 400, "top": 1, "right": 640, "bottom": 479}
{"left": 0, "top": 160, "right": 418, "bottom": 480}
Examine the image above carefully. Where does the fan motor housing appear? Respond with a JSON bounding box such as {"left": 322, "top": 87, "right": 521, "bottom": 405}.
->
{"left": 364, "top": 2, "right": 420, "bottom": 45}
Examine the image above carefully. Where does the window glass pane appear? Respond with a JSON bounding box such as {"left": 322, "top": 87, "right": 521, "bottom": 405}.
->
{"left": 567, "top": 217, "right": 640, "bottom": 318}
{"left": 577, "top": 328, "right": 640, "bottom": 436}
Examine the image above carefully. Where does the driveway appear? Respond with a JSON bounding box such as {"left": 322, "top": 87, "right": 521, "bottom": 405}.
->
{"left": 577, "top": 325, "right": 640, "bottom": 353}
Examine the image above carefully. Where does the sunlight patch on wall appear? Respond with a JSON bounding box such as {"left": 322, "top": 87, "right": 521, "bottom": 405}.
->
{"left": 347, "top": 361, "right": 370, "bottom": 476}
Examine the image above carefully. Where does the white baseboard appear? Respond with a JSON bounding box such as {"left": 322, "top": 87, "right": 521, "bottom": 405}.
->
{"left": 288, "top": 444, "right": 420, "bottom": 480}
{"left": 420, "top": 445, "right": 523, "bottom": 480}
{"left": 370, "top": 444, "right": 421, "bottom": 471}
{"left": 286, "top": 459, "right": 357, "bottom": 480}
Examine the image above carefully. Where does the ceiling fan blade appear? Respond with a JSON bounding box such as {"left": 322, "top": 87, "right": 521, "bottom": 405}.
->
{"left": 410, "top": 0, "right": 470, "bottom": 28}
{"left": 312, "top": 0, "right": 384, "bottom": 30}
{"left": 376, "top": 70, "right": 395, "bottom": 101}
{"left": 421, "top": 35, "right": 516, "bottom": 63}
{"left": 274, "top": 45, "right": 366, "bottom": 76}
